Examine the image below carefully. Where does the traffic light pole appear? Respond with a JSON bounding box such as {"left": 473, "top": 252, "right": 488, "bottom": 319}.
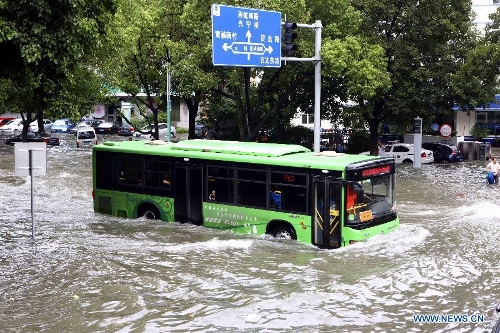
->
{"left": 281, "top": 20, "right": 323, "bottom": 153}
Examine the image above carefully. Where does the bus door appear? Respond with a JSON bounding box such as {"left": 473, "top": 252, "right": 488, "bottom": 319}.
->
{"left": 312, "top": 177, "right": 342, "bottom": 249}
{"left": 174, "top": 164, "right": 203, "bottom": 225}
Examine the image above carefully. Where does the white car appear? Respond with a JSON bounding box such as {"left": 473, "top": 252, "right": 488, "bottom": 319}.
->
{"left": 382, "top": 143, "right": 434, "bottom": 164}
{"left": 149, "top": 123, "right": 176, "bottom": 139}
{"left": 76, "top": 126, "right": 97, "bottom": 148}
{"left": 0, "top": 119, "right": 24, "bottom": 133}
{"left": 29, "top": 119, "right": 53, "bottom": 133}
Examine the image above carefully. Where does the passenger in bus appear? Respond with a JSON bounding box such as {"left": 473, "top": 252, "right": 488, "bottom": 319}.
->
{"left": 162, "top": 172, "right": 171, "bottom": 186}
{"left": 119, "top": 170, "right": 125, "bottom": 181}
{"left": 209, "top": 190, "right": 217, "bottom": 201}
{"left": 270, "top": 191, "right": 282, "bottom": 209}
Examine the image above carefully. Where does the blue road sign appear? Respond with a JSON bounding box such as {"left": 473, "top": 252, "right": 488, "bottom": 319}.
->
{"left": 211, "top": 4, "right": 281, "bottom": 68}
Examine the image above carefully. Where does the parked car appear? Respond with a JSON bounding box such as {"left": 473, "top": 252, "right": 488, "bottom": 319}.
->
{"left": 29, "top": 119, "right": 53, "bottom": 133}
{"left": 76, "top": 126, "right": 97, "bottom": 148}
{"left": 90, "top": 120, "right": 104, "bottom": 129}
{"left": 0, "top": 119, "right": 24, "bottom": 134}
{"left": 96, "top": 121, "right": 120, "bottom": 134}
{"left": 382, "top": 143, "right": 434, "bottom": 164}
{"left": 5, "top": 132, "right": 60, "bottom": 146}
{"left": 194, "top": 124, "right": 208, "bottom": 139}
{"left": 421, "top": 142, "right": 464, "bottom": 163}
{"left": 153, "top": 122, "right": 176, "bottom": 139}
{"left": 0, "top": 117, "right": 16, "bottom": 127}
{"left": 117, "top": 124, "right": 135, "bottom": 136}
{"left": 71, "top": 120, "right": 95, "bottom": 134}
{"left": 51, "top": 118, "right": 76, "bottom": 133}
{"left": 71, "top": 120, "right": 104, "bottom": 134}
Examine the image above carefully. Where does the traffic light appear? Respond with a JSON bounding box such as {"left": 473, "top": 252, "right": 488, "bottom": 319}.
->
{"left": 283, "top": 21, "right": 298, "bottom": 56}
{"left": 414, "top": 117, "right": 422, "bottom": 134}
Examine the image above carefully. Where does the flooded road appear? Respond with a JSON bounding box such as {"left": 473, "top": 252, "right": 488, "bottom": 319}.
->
{"left": 1, "top": 135, "right": 500, "bottom": 333}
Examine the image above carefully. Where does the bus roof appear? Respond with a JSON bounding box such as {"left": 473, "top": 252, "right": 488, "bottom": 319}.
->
{"left": 95, "top": 139, "right": 389, "bottom": 171}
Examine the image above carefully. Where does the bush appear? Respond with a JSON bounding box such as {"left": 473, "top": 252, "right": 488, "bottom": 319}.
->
{"left": 268, "top": 126, "right": 313, "bottom": 148}
{"left": 346, "top": 130, "right": 370, "bottom": 154}
{"left": 470, "top": 125, "right": 490, "bottom": 140}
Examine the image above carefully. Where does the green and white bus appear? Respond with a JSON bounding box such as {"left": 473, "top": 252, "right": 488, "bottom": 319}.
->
{"left": 92, "top": 139, "right": 399, "bottom": 249}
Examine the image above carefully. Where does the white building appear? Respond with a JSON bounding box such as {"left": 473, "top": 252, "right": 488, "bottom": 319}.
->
{"left": 472, "top": 0, "right": 500, "bottom": 30}
{"left": 89, "top": 92, "right": 193, "bottom": 129}
{"left": 452, "top": 1, "right": 500, "bottom": 138}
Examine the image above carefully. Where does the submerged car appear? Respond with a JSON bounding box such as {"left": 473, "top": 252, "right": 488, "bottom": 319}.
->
{"left": 51, "top": 118, "right": 76, "bottom": 133}
{"left": 29, "top": 119, "right": 53, "bottom": 133}
{"left": 76, "top": 126, "right": 97, "bottom": 148}
{"left": 422, "top": 142, "right": 464, "bottom": 163}
{"left": 0, "top": 117, "right": 16, "bottom": 127}
{"left": 5, "top": 132, "right": 60, "bottom": 146}
{"left": 0, "top": 119, "right": 24, "bottom": 133}
{"left": 194, "top": 124, "right": 208, "bottom": 139}
{"left": 382, "top": 143, "right": 434, "bottom": 164}
{"left": 117, "top": 124, "right": 135, "bottom": 136}
{"left": 96, "top": 121, "right": 120, "bottom": 134}
{"left": 154, "top": 123, "right": 176, "bottom": 139}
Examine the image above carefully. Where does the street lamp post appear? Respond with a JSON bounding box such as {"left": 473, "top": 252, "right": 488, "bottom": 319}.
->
{"left": 165, "top": 47, "right": 172, "bottom": 142}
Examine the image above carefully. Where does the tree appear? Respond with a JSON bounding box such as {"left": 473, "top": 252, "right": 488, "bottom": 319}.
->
{"left": 451, "top": 11, "right": 500, "bottom": 113}
{"left": 322, "top": 0, "right": 481, "bottom": 155}
{"left": 0, "top": 0, "right": 117, "bottom": 139}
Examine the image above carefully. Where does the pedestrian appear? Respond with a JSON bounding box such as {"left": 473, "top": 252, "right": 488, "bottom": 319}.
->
{"left": 486, "top": 156, "right": 500, "bottom": 184}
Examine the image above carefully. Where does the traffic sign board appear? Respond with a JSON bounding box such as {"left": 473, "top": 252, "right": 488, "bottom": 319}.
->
{"left": 211, "top": 4, "right": 281, "bottom": 67}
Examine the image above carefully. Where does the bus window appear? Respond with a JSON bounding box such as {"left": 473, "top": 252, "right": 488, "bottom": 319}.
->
{"left": 280, "top": 186, "right": 306, "bottom": 213}
{"left": 270, "top": 172, "right": 307, "bottom": 213}
{"left": 142, "top": 158, "right": 170, "bottom": 190}
{"left": 119, "top": 169, "right": 142, "bottom": 185}
{"left": 237, "top": 181, "right": 266, "bottom": 208}
{"left": 207, "top": 165, "right": 234, "bottom": 203}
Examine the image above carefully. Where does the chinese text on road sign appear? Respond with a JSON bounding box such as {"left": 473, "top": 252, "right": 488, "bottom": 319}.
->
{"left": 211, "top": 4, "right": 281, "bottom": 67}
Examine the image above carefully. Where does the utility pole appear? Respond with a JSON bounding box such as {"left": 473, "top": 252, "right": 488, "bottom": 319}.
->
{"left": 165, "top": 47, "right": 172, "bottom": 142}
{"left": 282, "top": 20, "right": 323, "bottom": 153}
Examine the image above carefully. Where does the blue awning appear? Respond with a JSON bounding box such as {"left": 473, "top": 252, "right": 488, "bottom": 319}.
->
{"left": 454, "top": 94, "right": 500, "bottom": 111}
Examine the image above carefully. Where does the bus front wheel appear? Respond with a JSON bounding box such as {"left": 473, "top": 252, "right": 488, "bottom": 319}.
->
{"left": 272, "top": 224, "right": 297, "bottom": 240}
{"left": 138, "top": 205, "right": 160, "bottom": 220}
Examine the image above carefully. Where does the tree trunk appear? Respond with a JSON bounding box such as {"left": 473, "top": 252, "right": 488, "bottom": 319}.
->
{"left": 367, "top": 99, "right": 385, "bottom": 155}
{"left": 184, "top": 97, "right": 199, "bottom": 140}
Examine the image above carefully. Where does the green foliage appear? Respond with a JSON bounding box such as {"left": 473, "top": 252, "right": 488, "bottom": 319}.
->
{"left": 0, "top": 0, "right": 117, "bottom": 136}
{"left": 470, "top": 125, "right": 490, "bottom": 140}
{"left": 322, "top": 37, "right": 390, "bottom": 99}
{"left": 346, "top": 130, "right": 370, "bottom": 154}
{"left": 268, "top": 126, "right": 314, "bottom": 148}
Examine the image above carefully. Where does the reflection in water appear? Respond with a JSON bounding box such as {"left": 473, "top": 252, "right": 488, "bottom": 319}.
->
{"left": 0, "top": 138, "right": 499, "bottom": 332}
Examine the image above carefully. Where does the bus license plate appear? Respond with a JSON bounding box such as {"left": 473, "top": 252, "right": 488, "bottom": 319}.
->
{"left": 359, "top": 210, "right": 372, "bottom": 222}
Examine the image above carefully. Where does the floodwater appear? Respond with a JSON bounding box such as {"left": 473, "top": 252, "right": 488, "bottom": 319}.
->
{"left": 1, "top": 135, "right": 500, "bottom": 333}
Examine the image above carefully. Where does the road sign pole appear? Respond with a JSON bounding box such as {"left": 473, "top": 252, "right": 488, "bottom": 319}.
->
{"left": 29, "top": 149, "right": 35, "bottom": 239}
{"left": 167, "top": 64, "right": 171, "bottom": 142}
{"left": 282, "top": 20, "right": 323, "bottom": 153}
{"left": 313, "top": 20, "right": 322, "bottom": 154}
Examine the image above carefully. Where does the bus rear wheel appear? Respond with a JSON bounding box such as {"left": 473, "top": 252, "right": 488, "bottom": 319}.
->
{"left": 138, "top": 205, "right": 160, "bottom": 220}
{"left": 272, "top": 224, "right": 297, "bottom": 240}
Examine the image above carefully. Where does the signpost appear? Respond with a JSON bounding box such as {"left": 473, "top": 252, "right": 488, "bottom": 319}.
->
{"left": 15, "top": 142, "right": 47, "bottom": 239}
{"left": 211, "top": 4, "right": 281, "bottom": 67}
{"left": 211, "top": 4, "right": 323, "bottom": 153}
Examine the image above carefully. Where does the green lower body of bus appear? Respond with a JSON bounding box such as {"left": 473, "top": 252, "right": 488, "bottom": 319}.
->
{"left": 94, "top": 190, "right": 399, "bottom": 248}
{"left": 342, "top": 218, "right": 399, "bottom": 246}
